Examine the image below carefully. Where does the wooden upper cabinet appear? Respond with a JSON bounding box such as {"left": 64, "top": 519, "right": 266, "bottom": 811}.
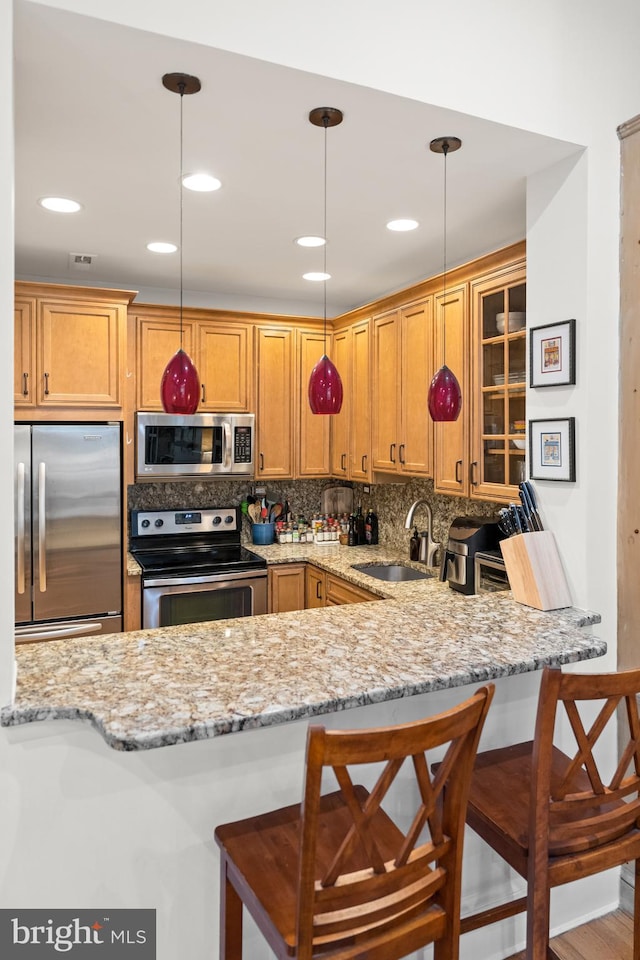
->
{"left": 372, "top": 300, "right": 433, "bottom": 478}
{"left": 470, "top": 262, "right": 526, "bottom": 501}
{"left": 14, "top": 297, "right": 36, "bottom": 408}
{"left": 372, "top": 310, "right": 400, "bottom": 472}
{"left": 350, "top": 319, "right": 372, "bottom": 482}
{"left": 135, "top": 314, "right": 195, "bottom": 410}
{"left": 256, "top": 326, "right": 294, "bottom": 479}
{"left": 296, "top": 329, "right": 331, "bottom": 477}
{"left": 330, "top": 327, "right": 351, "bottom": 478}
{"left": 433, "top": 284, "right": 470, "bottom": 496}
{"left": 15, "top": 283, "right": 134, "bottom": 419}
{"left": 197, "top": 321, "right": 252, "bottom": 412}
{"left": 330, "top": 319, "right": 371, "bottom": 482}
{"left": 400, "top": 300, "right": 433, "bottom": 477}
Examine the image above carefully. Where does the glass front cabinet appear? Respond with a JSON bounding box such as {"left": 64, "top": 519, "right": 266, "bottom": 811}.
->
{"left": 470, "top": 261, "right": 526, "bottom": 501}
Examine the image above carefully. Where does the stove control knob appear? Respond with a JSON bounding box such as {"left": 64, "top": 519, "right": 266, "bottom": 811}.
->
{"left": 212, "top": 516, "right": 222, "bottom": 525}
{"left": 224, "top": 514, "right": 234, "bottom": 524}
{"left": 154, "top": 519, "right": 164, "bottom": 528}
{"left": 141, "top": 519, "right": 150, "bottom": 529}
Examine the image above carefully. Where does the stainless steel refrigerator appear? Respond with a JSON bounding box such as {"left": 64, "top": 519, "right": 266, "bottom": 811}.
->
{"left": 14, "top": 423, "right": 122, "bottom": 643}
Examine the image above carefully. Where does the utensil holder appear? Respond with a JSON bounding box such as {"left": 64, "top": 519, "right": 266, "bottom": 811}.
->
{"left": 251, "top": 522, "right": 275, "bottom": 546}
{"left": 499, "top": 531, "right": 572, "bottom": 610}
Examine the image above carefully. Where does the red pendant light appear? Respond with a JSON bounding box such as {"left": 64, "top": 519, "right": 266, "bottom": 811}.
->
{"left": 160, "top": 72, "right": 201, "bottom": 414}
{"left": 307, "top": 107, "right": 344, "bottom": 415}
{"left": 428, "top": 136, "right": 462, "bottom": 423}
{"left": 160, "top": 348, "right": 200, "bottom": 415}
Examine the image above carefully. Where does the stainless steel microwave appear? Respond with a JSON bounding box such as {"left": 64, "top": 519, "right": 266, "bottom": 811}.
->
{"left": 135, "top": 412, "right": 255, "bottom": 481}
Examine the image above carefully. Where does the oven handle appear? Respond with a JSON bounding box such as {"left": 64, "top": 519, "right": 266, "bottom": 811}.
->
{"left": 143, "top": 569, "right": 267, "bottom": 589}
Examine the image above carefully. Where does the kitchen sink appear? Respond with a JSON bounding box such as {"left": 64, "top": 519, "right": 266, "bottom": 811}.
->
{"left": 351, "top": 563, "right": 433, "bottom": 582}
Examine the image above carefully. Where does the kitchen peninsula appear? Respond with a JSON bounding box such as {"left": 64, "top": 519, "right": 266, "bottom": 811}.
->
{"left": 2, "top": 545, "right": 604, "bottom": 751}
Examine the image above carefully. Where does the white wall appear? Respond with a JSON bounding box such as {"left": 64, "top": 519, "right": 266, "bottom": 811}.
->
{"left": 3, "top": 0, "right": 638, "bottom": 956}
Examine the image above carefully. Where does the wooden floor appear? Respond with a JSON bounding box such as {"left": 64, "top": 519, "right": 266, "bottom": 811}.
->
{"left": 506, "top": 910, "right": 633, "bottom": 960}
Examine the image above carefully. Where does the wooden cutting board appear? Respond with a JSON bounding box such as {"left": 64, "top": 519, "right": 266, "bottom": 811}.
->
{"left": 321, "top": 485, "right": 354, "bottom": 516}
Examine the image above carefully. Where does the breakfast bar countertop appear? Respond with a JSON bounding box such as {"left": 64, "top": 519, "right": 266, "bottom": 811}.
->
{"left": 3, "top": 542, "right": 604, "bottom": 751}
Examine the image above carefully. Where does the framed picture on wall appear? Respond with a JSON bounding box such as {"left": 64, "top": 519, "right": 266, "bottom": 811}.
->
{"left": 529, "top": 318, "right": 576, "bottom": 387}
{"left": 529, "top": 417, "right": 576, "bottom": 482}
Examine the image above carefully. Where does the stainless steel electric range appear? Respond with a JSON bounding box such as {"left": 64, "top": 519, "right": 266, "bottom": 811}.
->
{"left": 130, "top": 507, "right": 268, "bottom": 630}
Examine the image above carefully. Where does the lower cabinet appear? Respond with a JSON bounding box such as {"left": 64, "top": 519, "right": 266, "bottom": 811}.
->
{"left": 268, "top": 564, "right": 306, "bottom": 613}
{"left": 269, "top": 563, "right": 378, "bottom": 614}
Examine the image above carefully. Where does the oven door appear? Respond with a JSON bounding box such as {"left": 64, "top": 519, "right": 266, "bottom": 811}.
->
{"left": 142, "top": 569, "right": 268, "bottom": 629}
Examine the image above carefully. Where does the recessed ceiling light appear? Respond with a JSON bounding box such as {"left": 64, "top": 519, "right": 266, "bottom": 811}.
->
{"left": 296, "top": 236, "right": 326, "bottom": 247}
{"left": 147, "top": 241, "right": 178, "bottom": 254}
{"left": 39, "top": 197, "right": 82, "bottom": 213}
{"left": 386, "top": 218, "right": 419, "bottom": 232}
{"left": 303, "top": 271, "right": 331, "bottom": 282}
{"left": 182, "top": 173, "right": 222, "bottom": 192}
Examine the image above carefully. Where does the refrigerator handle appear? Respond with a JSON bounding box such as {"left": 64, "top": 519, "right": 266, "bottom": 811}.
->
{"left": 38, "top": 461, "right": 47, "bottom": 592}
{"left": 17, "top": 462, "right": 26, "bottom": 594}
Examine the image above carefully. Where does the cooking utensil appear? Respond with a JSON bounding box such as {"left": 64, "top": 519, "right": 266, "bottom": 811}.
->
{"left": 248, "top": 503, "right": 261, "bottom": 524}
{"left": 270, "top": 502, "right": 283, "bottom": 522}
{"left": 509, "top": 503, "right": 523, "bottom": 534}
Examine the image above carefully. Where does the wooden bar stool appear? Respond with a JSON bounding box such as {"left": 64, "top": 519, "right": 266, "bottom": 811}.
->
{"left": 214, "top": 683, "right": 494, "bottom": 960}
{"left": 462, "top": 665, "right": 640, "bottom": 960}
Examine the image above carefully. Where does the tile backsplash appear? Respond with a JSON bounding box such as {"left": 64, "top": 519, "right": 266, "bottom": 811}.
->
{"left": 127, "top": 478, "right": 501, "bottom": 559}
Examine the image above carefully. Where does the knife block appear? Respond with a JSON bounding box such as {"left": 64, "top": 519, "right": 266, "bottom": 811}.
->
{"left": 499, "top": 531, "right": 572, "bottom": 610}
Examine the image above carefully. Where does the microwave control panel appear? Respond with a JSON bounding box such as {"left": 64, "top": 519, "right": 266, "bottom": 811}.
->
{"left": 234, "top": 426, "right": 252, "bottom": 463}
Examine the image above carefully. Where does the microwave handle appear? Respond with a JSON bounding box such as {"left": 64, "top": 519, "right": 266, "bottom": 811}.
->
{"left": 223, "top": 422, "right": 232, "bottom": 468}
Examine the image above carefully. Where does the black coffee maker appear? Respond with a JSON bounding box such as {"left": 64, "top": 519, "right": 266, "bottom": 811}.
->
{"left": 440, "top": 516, "right": 502, "bottom": 595}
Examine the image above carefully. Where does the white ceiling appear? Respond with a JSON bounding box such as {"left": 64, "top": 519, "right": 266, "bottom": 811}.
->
{"left": 14, "top": 2, "right": 583, "bottom": 317}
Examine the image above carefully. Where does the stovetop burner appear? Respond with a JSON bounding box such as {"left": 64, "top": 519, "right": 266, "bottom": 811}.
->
{"left": 130, "top": 507, "right": 267, "bottom": 578}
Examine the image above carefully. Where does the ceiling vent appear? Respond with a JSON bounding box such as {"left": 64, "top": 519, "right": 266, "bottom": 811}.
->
{"left": 69, "top": 252, "right": 97, "bottom": 270}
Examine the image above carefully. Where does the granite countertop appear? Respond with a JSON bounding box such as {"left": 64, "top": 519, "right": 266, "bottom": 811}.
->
{"left": 4, "top": 543, "right": 604, "bottom": 751}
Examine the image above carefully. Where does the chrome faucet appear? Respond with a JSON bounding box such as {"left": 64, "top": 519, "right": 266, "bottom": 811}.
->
{"left": 404, "top": 499, "right": 440, "bottom": 567}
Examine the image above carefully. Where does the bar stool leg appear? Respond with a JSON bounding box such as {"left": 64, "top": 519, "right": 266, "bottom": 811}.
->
{"left": 219, "top": 857, "right": 243, "bottom": 960}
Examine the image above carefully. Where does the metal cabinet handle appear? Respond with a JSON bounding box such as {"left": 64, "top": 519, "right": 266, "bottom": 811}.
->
{"left": 201, "top": 383, "right": 206, "bottom": 403}
{"left": 38, "top": 462, "right": 47, "bottom": 592}
{"left": 17, "top": 462, "right": 25, "bottom": 594}
{"left": 455, "top": 459, "right": 462, "bottom": 483}
{"left": 390, "top": 443, "right": 396, "bottom": 464}
{"left": 341, "top": 453, "right": 346, "bottom": 471}
{"left": 22, "top": 372, "right": 29, "bottom": 396}
{"left": 316, "top": 581, "right": 323, "bottom": 600}
{"left": 361, "top": 454, "right": 367, "bottom": 473}
{"left": 44, "top": 372, "right": 50, "bottom": 395}
{"left": 399, "top": 443, "right": 405, "bottom": 465}
{"left": 470, "top": 461, "right": 479, "bottom": 486}
{"left": 259, "top": 452, "right": 264, "bottom": 470}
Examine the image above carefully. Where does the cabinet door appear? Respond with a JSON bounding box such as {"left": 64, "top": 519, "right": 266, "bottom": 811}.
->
{"left": 372, "top": 310, "right": 400, "bottom": 472}
{"left": 330, "top": 327, "right": 351, "bottom": 478}
{"left": 256, "top": 327, "right": 294, "bottom": 479}
{"left": 297, "top": 330, "right": 331, "bottom": 477}
{"left": 325, "top": 574, "right": 376, "bottom": 605}
{"left": 38, "top": 298, "right": 125, "bottom": 408}
{"left": 197, "top": 321, "right": 251, "bottom": 412}
{"left": 433, "top": 285, "right": 469, "bottom": 496}
{"left": 305, "top": 565, "right": 326, "bottom": 608}
{"left": 136, "top": 316, "right": 195, "bottom": 411}
{"left": 268, "top": 564, "right": 306, "bottom": 613}
{"left": 470, "top": 265, "right": 526, "bottom": 501}
{"left": 14, "top": 298, "right": 36, "bottom": 408}
{"left": 350, "top": 319, "right": 372, "bottom": 481}
{"left": 400, "top": 299, "right": 433, "bottom": 476}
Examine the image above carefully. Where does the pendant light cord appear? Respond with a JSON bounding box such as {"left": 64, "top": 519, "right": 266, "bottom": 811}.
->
{"left": 179, "top": 81, "right": 185, "bottom": 352}
{"left": 322, "top": 116, "right": 328, "bottom": 358}
{"left": 442, "top": 139, "right": 449, "bottom": 361}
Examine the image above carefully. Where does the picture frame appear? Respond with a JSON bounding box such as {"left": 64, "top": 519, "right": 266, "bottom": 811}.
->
{"left": 529, "top": 318, "right": 576, "bottom": 388}
{"left": 529, "top": 417, "right": 576, "bottom": 482}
